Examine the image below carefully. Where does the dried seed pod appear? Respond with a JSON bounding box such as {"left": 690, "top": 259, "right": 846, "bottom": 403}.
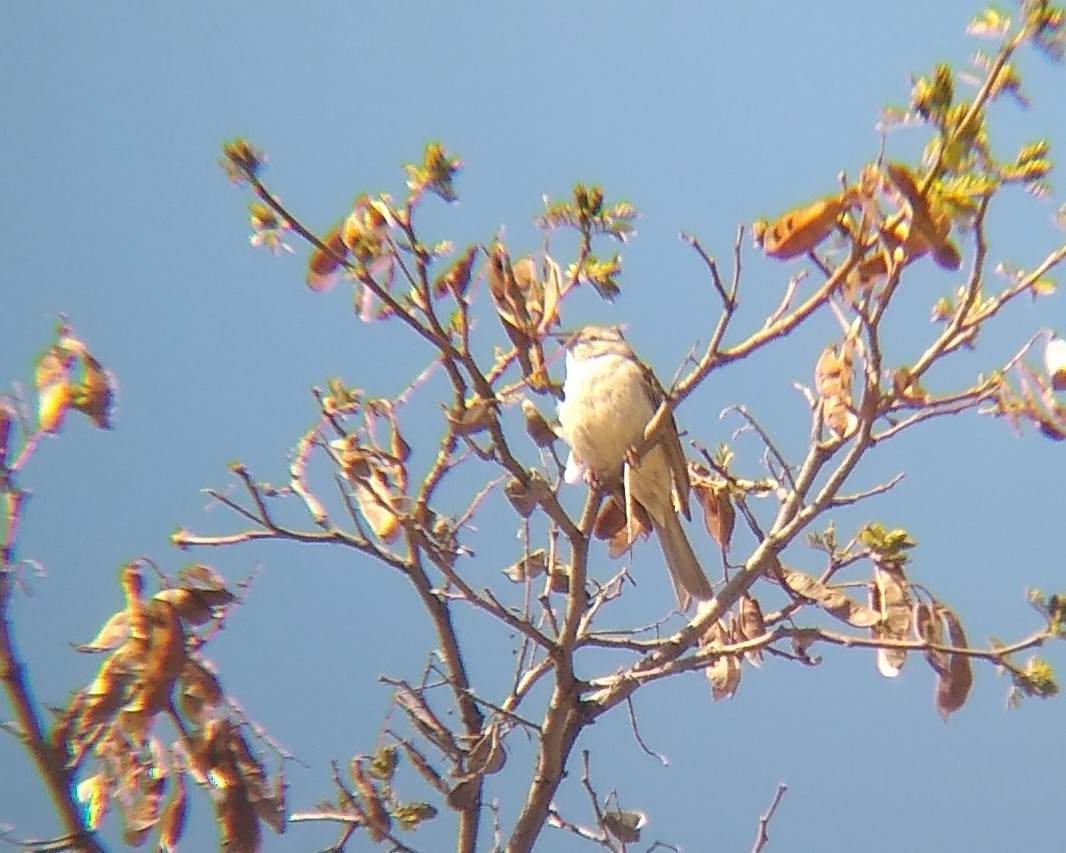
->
{"left": 871, "top": 563, "right": 912, "bottom": 678}
{"left": 757, "top": 194, "right": 848, "bottom": 259}
{"left": 935, "top": 606, "right": 974, "bottom": 719}
{"left": 778, "top": 565, "right": 881, "bottom": 628}
{"left": 700, "top": 619, "right": 741, "bottom": 700}
{"left": 738, "top": 594, "right": 767, "bottom": 666}
{"left": 1045, "top": 335, "right": 1066, "bottom": 391}
{"left": 307, "top": 225, "right": 348, "bottom": 292}
{"left": 433, "top": 245, "right": 478, "bottom": 301}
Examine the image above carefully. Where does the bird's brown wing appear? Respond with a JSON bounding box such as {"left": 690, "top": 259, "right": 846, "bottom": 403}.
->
{"left": 642, "top": 363, "right": 692, "bottom": 521}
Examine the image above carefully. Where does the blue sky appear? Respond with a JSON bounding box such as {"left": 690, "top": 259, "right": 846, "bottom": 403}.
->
{"left": 3, "top": 3, "right": 1066, "bottom": 851}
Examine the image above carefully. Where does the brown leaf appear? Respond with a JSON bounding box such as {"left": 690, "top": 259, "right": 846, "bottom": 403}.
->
{"left": 701, "top": 620, "right": 741, "bottom": 700}
{"left": 737, "top": 594, "right": 767, "bottom": 666}
{"left": 871, "top": 564, "right": 912, "bottom": 677}
{"left": 446, "top": 777, "right": 479, "bottom": 811}
{"left": 815, "top": 344, "right": 857, "bottom": 439}
{"left": 882, "top": 163, "right": 961, "bottom": 270}
{"left": 693, "top": 478, "right": 735, "bottom": 550}
{"left": 504, "top": 478, "right": 538, "bottom": 518}
{"left": 307, "top": 226, "right": 347, "bottom": 292}
{"left": 603, "top": 809, "right": 646, "bottom": 844}
{"left": 913, "top": 601, "right": 949, "bottom": 676}
{"left": 353, "top": 468, "right": 402, "bottom": 543}
{"left": 758, "top": 194, "right": 848, "bottom": 259}
{"left": 178, "top": 563, "right": 229, "bottom": 592}
{"left": 153, "top": 588, "right": 212, "bottom": 626}
{"left": 219, "top": 784, "right": 261, "bottom": 853}
{"left": 433, "top": 244, "right": 478, "bottom": 301}
{"left": 71, "top": 353, "right": 114, "bottom": 429}
{"left": 935, "top": 606, "right": 974, "bottom": 720}
{"left": 548, "top": 567, "right": 570, "bottom": 594}
{"left": 76, "top": 611, "right": 130, "bottom": 653}
{"left": 891, "top": 367, "right": 929, "bottom": 405}
{"left": 180, "top": 659, "right": 225, "bottom": 712}
{"left": 485, "top": 243, "right": 531, "bottom": 333}
{"left": 592, "top": 495, "right": 652, "bottom": 557}
{"left": 502, "top": 549, "right": 548, "bottom": 583}
{"left": 450, "top": 396, "right": 496, "bottom": 436}
{"left": 521, "top": 399, "right": 557, "bottom": 447}
{"left": 158, "top": 771, "right": 187, "bottom": 853}
{"left": 79, "top": 656, "right": 135, "bottom": 733}
{"left": 778, "top": 566, "right": 880, "bottom": 628}
{"left": 465, "top": 723, "right": 506, "bottom": 776}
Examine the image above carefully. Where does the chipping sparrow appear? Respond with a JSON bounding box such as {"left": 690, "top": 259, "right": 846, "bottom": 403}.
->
{"left": 557, "top": 325, "right": 713, "bottom": 609}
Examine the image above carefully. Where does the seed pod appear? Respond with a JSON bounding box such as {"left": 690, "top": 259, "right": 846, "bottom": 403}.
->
{"left": 758, "top": 194, "right": 848, "bottom": 259}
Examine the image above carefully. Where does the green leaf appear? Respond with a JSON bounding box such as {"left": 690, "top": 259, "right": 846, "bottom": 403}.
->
{"left": 370, "top": 745, "right": 399, "bottom": 781}
{"left": 967, "top": 6, "right": 1012, "bottom": 38}
{"left": 392, "top": 802, "right": 437, "bottom": 830}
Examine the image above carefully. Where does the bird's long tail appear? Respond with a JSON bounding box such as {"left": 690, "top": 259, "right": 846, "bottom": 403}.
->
{"left": 655, "top": 512, "right": 714, "bottom": 610}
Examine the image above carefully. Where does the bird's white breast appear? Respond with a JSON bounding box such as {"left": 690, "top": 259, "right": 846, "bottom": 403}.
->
{"left": 558, "top": 351, "right": 655, "bottom": 476}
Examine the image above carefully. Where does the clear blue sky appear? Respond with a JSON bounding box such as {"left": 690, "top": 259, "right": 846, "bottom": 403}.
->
{"left": 3, "top": 3, "right": 1066, "bottom": 851}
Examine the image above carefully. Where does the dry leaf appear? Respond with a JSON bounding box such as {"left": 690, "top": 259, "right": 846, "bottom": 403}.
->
{"left": 778, "top": 565, "right": 881, "bottom": 628}
{"left": 433, "top": 245, "right": 478, "bottom": 301}
{"left": 592, "top": 495, "right": 652, "bottom": 557}
{"left": 758, "top": 194, "right": 848, "bottom": 259}
{"left": 871, "top": 564, "right": 912, "bottom": 677}
{"left": 737, "top": 594, "right": 767, "bottom": 666}
{"left": 450, "top": 396, "right": 496, "bottom": 436}
{"left": 446, "top": 778, "right": 479, "bottom": 811}
{"left": 1045, "top": 336, "right": 1066, "bottom": 391}
{"left": 603, "top": 809, "right": 647, "bottom": 844}
{"left": 882, "top": 163, "right": 961, "bottom": 271}
{"left": 158, "top": 771, "right": 187, "bottom": 853}
{"left": 76, "top": 611, "right": 130, "bottom": 653}
{"left": 693, "top": 478, "right": 735, "bottom": 550}
{"left": 71, "top": 353, "right": 114, "bottom": 429}
{"left": 521, "top": 399, "right": 557, "bottom": 447}
{"left": 353, "top": 468, "right": 402, "bottom": 543}
{"left": 913, "top": 601, "right": 949, "bottom": 676}
{"left": 465, "top": 723, "right": 506, "bottom": 777}
{"left": 503, "top": 549, "right": 548, "bottom": 583}
{"left": 701, "top": 620, "right": 741, "bottom": 700}
{"left": 504, "top": 478, "right": 538, "bottom": 518}
{"left": 891, "top": 367, "right": 929, "bottom": 405}
{"left": 936, "top": 606, "right": 974, "bottom": 719}
{"left": 307, "top": 226, "right": 348, "bottom": 292}
{"left": 219, "top": 784, "right": 260, "bottom": 853}
{"left": 815, "top": 344, "right": 857, "bottom": 439}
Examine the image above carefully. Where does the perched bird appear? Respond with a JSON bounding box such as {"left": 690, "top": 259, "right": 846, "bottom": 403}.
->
{"left": 556, "top": 325, "right": 713, "bottom": 609}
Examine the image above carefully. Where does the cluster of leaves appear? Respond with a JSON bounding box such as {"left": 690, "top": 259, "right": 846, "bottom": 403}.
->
{"left": 29, "top": 326, "right": 116, "bottom": 435}
{"left": 55, "top": 562, "right": 284, "bottom": 851}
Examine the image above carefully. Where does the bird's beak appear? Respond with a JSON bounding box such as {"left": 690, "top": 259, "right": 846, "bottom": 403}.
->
{"left": 550, "top": 329, "right": 580, "bottom": 348}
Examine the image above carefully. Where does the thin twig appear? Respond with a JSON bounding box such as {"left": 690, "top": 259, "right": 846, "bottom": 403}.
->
{"left": 750, "top": 783, "right": 788, "bottom": 853}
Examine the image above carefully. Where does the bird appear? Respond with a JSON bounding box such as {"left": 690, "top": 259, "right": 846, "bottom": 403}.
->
{"left": 556, "top": 325, "right": 714, "bottom": 609}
